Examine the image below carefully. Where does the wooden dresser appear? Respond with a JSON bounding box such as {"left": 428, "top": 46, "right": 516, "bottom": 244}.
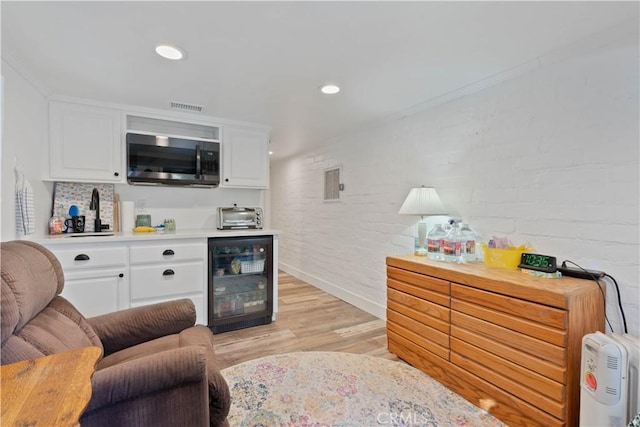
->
{"left": 386, "top": 255, "right": 605, "bottom": 427}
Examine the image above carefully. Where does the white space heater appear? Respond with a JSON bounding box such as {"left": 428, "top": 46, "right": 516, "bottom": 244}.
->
{"left": 580, "top": 332, "right": 640, "bottom": 426}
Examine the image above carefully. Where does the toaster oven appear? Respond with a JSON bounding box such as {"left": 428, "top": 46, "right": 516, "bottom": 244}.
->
{"left": 217, "top": 205, "right": 263, "bottom": 230}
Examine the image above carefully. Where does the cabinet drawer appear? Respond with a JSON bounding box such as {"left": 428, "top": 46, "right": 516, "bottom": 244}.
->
{"left": 387, "top": 308, "right": 449, "bottom": 348}
{"left": 387, "top": 266, "right": 450, "bottom": 296}
{"left": 387, "top": 292, "right": 449, "bottom": 333}
{"left": 53, "top": 246, "right": 127, "bottom": 270}
{"left": 451, "top": 325, "right": 566, "bottom": 384}
{"left": 130, "top": 261, "right": 203, "bottom": 300}
{"left": 450, "top": 348, "right": 565, "bottom": 420}
{"left": 451, "top": 284, "right": 566, "bottom": 329}
{"left": 130, "top": 242, "right": 204, "bottom": 264}
{"left": 387, "top": 321, "right": 449, "bottom": 360}
{"left": 452, "top": 299, "right": 567, "bottom": 347}
{"left": 450, "top": 337, "right": 565, "bottom": 403}
{"left": 388, "top": 278, "right": 450, "bottom": 307}
{"left": 452, "top": 311, "right": 566, "bottom": 366}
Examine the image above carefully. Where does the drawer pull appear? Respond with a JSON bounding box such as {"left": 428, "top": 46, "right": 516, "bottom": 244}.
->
{"left": 118, "top": 273, "right": 124, "bottom": 278}
{"left": 162, "top": 269, "right": 175, "bottom": 276}
{"left": 74, "top": 254, "right": 90, "bottom": 261}
{"left": 162, "top": 249, "right": 175, "bottom": 256}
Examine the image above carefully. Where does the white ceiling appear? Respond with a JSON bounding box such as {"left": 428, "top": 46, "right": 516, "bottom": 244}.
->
{"left": 1, "top": 1, "right": 635, "bottom": 159}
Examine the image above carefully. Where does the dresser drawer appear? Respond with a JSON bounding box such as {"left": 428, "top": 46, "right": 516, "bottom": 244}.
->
{"left": 450, "top": 350, "right": 566, "bottom": 420}
{"left": 130, "top": 261, "right": 204, "bottom": 300}
{"left": 387, "top": 308, "right": 449, "bottom": 348}
{"left": 130, "top": 241, "right": 205, "bottom": 265}
{"left": 450, "top": 337, "right": 565, "bottom": 403}
{"left": 452, "top": 299, "right": 567, "bottom": 347}
{"left": 387, "top": 266, "right": 450, "bottom": 297}
{"left": 388, "top": 278, "right": 450, "bottom": 307}
{"left": 52, "top": 246, "right": 128, "bottom": 270}
{"left": 387, "top": 288, "right": 450, "bottom": 329}
{"left": 451, "top": 311, "right": 566, "bottom": 366}
{"left": 451, "top": 325, "right": 566, "bottom": 383}
{"left": 388, "top": 321, "right": 449, "bottom": 360}
{"left": 451, "top": 283, "right": 566, "bottom": 329}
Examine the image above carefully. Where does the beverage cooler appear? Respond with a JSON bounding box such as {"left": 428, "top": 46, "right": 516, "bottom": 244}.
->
{"left": 208, "top": 236, "right": 273, "bottom": 333}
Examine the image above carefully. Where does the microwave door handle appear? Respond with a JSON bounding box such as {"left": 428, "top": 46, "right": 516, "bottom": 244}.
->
{"left": 195, "top": 144, "right": 201, "bottom": 179}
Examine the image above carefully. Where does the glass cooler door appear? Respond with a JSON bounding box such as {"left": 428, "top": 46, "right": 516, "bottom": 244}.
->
{"left": 208, "top": 236, "right": 273, "bottom": 333}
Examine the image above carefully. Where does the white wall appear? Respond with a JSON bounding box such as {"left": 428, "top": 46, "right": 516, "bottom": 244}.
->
{"left": 271, "top": 23, "right": 639, "bottom": 335}
{"left": 114, "top": 184, "right": 264, "bottom": 230}
{"left": 1, "top": 60, "right": 52, "bottom": 241}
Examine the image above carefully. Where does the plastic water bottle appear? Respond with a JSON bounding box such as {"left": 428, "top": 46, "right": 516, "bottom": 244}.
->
{"left": 459, "top": 223, "right": 479, "bottom": 263}
{"left": 443, "top": 220, "right": 462, "bottom": 263}
{"left": 427, "top": 224, "right": 447, "bottom": 260}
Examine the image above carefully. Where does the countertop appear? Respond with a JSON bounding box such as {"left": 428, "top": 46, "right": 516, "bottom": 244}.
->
{"left": 33, "top": 228, "right": 280, "bottom": 245}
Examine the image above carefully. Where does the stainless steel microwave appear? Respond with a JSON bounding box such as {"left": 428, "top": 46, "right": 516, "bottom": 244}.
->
{"left": 127, "top": 132, "right": 220, "bottom": 187}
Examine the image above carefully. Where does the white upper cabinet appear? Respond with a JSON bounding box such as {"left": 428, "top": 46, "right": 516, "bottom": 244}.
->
{"left": 49, "top": 100, "right": 124, "bottom": 183}
{"left": 221, "top": 126, "right": 269, "bottom": 189}
{"left": 47, "top": 98, "right": 270, "bottom": 189}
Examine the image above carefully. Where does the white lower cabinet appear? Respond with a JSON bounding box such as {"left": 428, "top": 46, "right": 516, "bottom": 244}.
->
{"left": 63, "top": 269, "right": 128, "bottom": 317}
{"left": 44, "top": 243, "right": 129, "bottom": 317}
{"left": 43, "top": 238, "right": 207, "bottom": 324}
{"left": 128, "top": 239, "right": 207, "bottom": 324}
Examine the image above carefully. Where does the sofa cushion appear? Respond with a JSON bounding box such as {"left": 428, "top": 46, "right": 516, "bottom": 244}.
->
{"left": 98, "top": 325, "right": 215, "bottom": 371}
{"left": 1, "top": 241, "right": 64, "bottom": 344}
{"left": 1, "top": 297, "right": 103, "bottom": 364}
{"left": 97, "top": 325, "right": 230, "bottom": 426}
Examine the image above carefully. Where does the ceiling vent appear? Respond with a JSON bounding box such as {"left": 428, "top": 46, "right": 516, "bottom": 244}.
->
{"left": 169, "top": 101, "right": 206, "bottom": 113}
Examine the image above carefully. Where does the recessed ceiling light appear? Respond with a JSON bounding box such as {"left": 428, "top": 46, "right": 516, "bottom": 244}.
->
{"left": 155, "top": 45, "right": 184, "bottom": 60}
{"left": 269, "top": 151, "right": 273, "bottom": 155}
{"left": 320, "top": 84, "right": 340, "bottom": 95}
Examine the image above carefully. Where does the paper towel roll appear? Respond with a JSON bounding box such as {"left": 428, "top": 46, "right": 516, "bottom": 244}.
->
{"left": 121, "top": 201, "right": 135, "bottom": 232}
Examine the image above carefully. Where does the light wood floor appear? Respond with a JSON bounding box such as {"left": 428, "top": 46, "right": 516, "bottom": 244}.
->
{"left": 213, "top": 270, "right": 397, "bottom": 369}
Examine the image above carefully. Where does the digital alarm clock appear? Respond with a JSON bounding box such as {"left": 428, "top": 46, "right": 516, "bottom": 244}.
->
{"left": 518, "top": 253, "right": 558, "bottom": 273}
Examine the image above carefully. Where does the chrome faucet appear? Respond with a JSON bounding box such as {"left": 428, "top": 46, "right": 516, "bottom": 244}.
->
{"left": 89, "top": 188, "right": 102, "bottom": 232}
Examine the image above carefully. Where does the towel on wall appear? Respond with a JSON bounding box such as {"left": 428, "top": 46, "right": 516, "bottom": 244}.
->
{"left": 15, "top": 165, "right": 35, "bottom": 235}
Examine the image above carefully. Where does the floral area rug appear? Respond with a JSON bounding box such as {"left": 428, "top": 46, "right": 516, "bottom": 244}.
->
{"left": 220, "top": 351, "right": 505, "bottom": 426}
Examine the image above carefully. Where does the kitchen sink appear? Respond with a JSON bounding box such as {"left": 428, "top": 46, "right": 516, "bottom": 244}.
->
{"left": 69, "top": 232, "right": 115, "bottom": 237}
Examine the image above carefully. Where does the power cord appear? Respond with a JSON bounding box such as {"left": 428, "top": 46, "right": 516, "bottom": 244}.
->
{"left": 562, "top": 260, "right": 628, "bottom": 334}
{"left": 603, "top": 273, "right": 628, "bottom": 334}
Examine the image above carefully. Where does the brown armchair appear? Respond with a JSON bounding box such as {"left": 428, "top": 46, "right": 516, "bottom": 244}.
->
{"left": 1, "top": 240, "right": 230, "bottom": 426}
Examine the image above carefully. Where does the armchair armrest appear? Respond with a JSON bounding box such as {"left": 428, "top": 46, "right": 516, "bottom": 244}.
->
{"left": 85, "top": 346, "right": 208, "bottom": 413}
{"left": 87, "top": 298, "right": 196, "bottom": 355}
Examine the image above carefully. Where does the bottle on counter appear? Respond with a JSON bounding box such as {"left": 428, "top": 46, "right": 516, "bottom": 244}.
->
{"left": 459, "top": 223, "right": 479, "bottom": 263}
{"left": 48, "top": 213, "right": 65, "bottom": 235}
{"left": 427, "top": 224, "right": 447, "bottom": 261}
{"left": 443, "top": 219, "right": 462, "bottom": 263}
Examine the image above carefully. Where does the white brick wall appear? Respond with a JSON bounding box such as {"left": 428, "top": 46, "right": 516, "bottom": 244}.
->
{"left": 271, "top": 24, "right": 639, "bottom": 335}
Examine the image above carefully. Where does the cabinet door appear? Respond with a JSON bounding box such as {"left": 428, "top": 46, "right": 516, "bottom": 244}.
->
{"left": 221, "top": 126, "right": 269, "bottom": 189}
{"left": 130, "top": 261, "right": 204, "bottom": 301}
{"left": 49, "top": 101, "right": 124, "bottom": 183}
{"left": 62, "top": 269, "right": 128, "bottom": 317}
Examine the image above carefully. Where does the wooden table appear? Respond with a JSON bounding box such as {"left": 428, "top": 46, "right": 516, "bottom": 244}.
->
{"left": 1, "top": 346, "right": 101, "bottom": 426}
